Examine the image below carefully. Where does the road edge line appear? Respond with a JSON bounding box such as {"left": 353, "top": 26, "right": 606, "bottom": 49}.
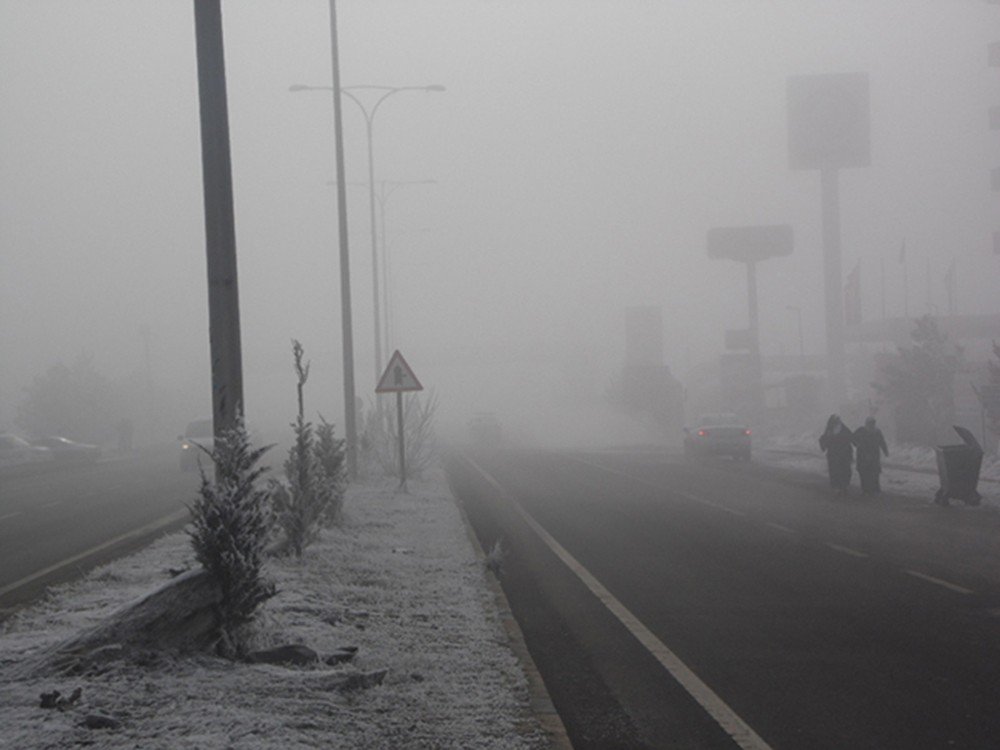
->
{"left": 446, "top": 457, "right": 573, "bottom": 750}
{"left": 0, "top": 508, "right": 189, "bottom": 598}
{"left": 463, "top": 454, "right": 773, "bottom": 750}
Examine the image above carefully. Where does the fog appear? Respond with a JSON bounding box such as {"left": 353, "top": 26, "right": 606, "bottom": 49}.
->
{"left": 2, "top": 1, "right": 997, "bottom": 449}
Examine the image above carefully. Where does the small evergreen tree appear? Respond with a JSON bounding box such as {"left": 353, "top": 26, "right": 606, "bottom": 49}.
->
{"left": 315, "top": 414, "right": 347, "bottom": 525}
{"left": 188, "top": 416, "right": 275, "bottom": 657}
{"left": 873, "top": 316, "right": 963, "bottom": 446}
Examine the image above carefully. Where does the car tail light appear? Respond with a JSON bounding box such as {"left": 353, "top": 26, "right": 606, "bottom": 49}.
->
{"left": 745, "top": 429, "right": 752, "bottom": 436}
{"left": 697, "top": 430, "right": 707, "bottom": 437}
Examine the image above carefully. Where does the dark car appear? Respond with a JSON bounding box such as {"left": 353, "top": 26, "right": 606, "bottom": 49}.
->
{"left": 683, "top": 413, "right": 752, "bottom": 461}
{"left": 178, "top": 418, "right": 214, "bottom": 471}
{"left": 31, "top": 435, "right": 101, "bottom": 463}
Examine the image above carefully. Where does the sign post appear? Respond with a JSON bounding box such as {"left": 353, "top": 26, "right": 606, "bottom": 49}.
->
{"left": 375, "top": 350, "right": 423, "bottom": 491}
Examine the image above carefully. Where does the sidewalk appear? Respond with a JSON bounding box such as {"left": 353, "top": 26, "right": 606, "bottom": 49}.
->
{"left": 0, "top": 471, "right": 558, "bottom": 749}
{"left": 759, "top": 435, "right": 1000, "bottom": 506}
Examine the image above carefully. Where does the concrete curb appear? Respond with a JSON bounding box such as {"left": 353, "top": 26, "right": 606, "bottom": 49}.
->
{"left": 447, "top": 459, "right": 574, "bottom": 750}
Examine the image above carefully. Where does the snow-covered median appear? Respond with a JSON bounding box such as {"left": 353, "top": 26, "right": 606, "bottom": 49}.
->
{"left": 0, "top": 473, "right": 547, "bottom": 749}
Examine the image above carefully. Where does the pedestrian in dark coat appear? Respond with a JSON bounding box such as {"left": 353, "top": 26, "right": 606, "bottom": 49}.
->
{"left": 819, "top": 414, "right": 854, "bottom": 493}
{"left": 852, "top": 416, "right": 889, "bottom": 495}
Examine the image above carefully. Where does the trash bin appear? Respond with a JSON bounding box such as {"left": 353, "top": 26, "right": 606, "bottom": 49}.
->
{"left": 933, "top": 426, "right": 983, "bottom": 506}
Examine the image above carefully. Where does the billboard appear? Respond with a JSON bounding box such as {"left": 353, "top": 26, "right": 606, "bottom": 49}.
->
{"left": 707, "top": 225, "right": 794, "bottom": 263}
{"left": 787, "top": 73, "right": 871, "bottom": 170}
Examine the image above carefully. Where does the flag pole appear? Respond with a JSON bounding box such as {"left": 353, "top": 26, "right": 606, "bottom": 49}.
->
{"left": 901, "top": 238, "right": 909, "bottom": 319}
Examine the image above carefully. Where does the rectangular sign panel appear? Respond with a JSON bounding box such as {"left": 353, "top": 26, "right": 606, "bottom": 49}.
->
{"left": 707, "top": 225, "right": 794, "bottom": 263}
{"left": 787, "top": 72, "right": 871, "bottom": 170}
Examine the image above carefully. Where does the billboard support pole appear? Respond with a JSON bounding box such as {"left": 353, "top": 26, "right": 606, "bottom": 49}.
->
{"left": 821, "top": 168, "right": 846, "bottom": 408}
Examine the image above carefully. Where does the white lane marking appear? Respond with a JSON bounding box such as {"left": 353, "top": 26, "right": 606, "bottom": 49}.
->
{"left": 560, "top": 453, "right": 978, "bottom": 594}
{"left": 0, "top": 508, "right": 189, "bottom": 598}
{"left": 766, "top": 522, "right": 795, "bottom": 534}
{"left": 905, "top": 570, "right": 974, "bottom": 595}
{"left": 559, "top": 453, "right": 749, "bottom": 517}
{"left": 0, "top": 512, "right": 23, "bottom": 523}
{"left": 703, "top": 500, "right": 745, "bottom": 516}
{"left": 41, "top": 501, "right": 63, "bottom": 509}
{"left": 826, "top": 543, "right": 869, "bottom": 559}
{"left": 465, "top": 456, "right": 773, "bottom": 750}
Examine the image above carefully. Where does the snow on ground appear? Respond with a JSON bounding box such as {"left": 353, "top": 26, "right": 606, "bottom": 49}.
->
{"left": 759, "top": 432, "right": 1000, "bottom": 505}
{"left": 0, "top": 472, "right": 548, "bottom": 749}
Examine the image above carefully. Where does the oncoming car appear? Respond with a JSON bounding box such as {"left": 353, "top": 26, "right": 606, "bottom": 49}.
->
{"left": 178, "top": 418, "right": 214, "bottom": 471}
{"left": 683, "top": 413, "right": 752, "bottom": 461}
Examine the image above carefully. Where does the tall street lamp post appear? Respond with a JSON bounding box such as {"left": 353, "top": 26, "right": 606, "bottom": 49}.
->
{"left": 290, "top": 83, "right": 444, "bottom": 396}
{"left": 342, "top": 85, "right": 444, "bottom": 391}
{"left": 285, "top": 0, "right": 359, "bottom": 476}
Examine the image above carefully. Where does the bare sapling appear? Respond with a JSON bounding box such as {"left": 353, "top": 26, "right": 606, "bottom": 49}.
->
{"left": 270, "top": 340, "right": 338, "bottom": 555}
{"left": 362, "top": 391, "right": 438, "bottom": 478}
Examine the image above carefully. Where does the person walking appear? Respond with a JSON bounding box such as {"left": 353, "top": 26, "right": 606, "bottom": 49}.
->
{"left": 819, "top": 414, "right": 854, "bottom": 494}
{"left": 853, "top": 416, "right": 889, "bottom": 495}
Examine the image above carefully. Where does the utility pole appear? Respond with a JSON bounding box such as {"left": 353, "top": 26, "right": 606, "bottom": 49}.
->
{"left": 193, "top": 0, "right": 243, "bottom": 444}
{"left": 328, "top": 0, "right": 358, "bottom": 477}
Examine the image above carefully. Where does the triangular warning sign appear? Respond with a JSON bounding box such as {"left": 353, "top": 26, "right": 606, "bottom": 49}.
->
{"left": 375, "top": 350, "right": 424, "bottom": 393}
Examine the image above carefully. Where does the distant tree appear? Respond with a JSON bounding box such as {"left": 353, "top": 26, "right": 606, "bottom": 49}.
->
{"left": 973, "top": 340, "right": 1000, "bottom": 440}
{"left": 16, "top": 354, "right": 118, "bottom": 443}
{"left": 873, "top": 316, "right": 963, "bottom": 446}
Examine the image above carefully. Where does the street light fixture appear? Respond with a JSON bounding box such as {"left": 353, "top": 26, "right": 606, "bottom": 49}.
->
{"left": 289, "top": 83, "right": 445, "bottom": 396}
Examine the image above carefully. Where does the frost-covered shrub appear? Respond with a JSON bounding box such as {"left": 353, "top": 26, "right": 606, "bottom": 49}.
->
{"left": 188, "top": 416, "right": 275, "bottom": 657}
{"left": 271, "top": 414, "right": 333, "bottom": 556}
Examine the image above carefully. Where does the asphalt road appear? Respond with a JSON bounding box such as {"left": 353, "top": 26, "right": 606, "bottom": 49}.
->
{"left": 448, "top": 447, "right": 1000, "bottom": 750}
{"left": 0, "top": 447, "right": 198, "bottom": 613}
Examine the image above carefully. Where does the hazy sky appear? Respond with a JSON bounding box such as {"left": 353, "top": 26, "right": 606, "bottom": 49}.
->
{"left": 2, "top": 1, "right": 997, "bottom": 436}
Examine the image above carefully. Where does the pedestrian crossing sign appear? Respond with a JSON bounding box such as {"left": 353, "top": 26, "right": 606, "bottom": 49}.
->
{"left": 376, "top": 350, "right": 424, "bottom": 393}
